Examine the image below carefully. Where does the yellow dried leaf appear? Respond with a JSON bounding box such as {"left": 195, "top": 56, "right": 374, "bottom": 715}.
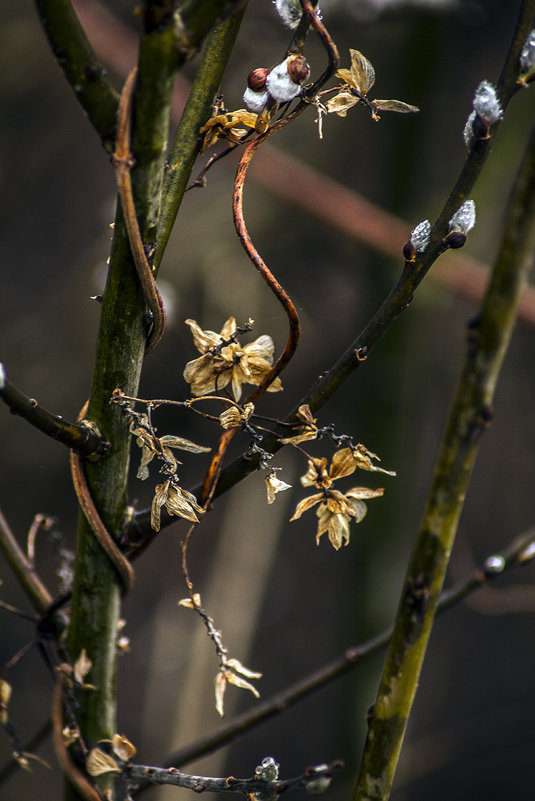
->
{"left": 86, "top": 748, "right": 120, "bottom": 777}
{"left": 0, "top": 679, "right": 12, "bottom": 725}
{"left": 372, "top": 99, "right": 419, "bottom": 114}
{"left": 290, "top": 492, "right": 324, "bottom": 521}
{"left": 178, "top": 593, "right": 202, "bottom": 609}
{"left": 112, "top": 734, "right": 136, "bottom": 762}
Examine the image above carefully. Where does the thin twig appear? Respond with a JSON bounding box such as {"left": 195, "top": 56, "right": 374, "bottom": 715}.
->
{"left": 131, "top": 526, "right": 535, "bottom": 781}
{"left": 0, "top": 365, "right": 109, "bottom": 459}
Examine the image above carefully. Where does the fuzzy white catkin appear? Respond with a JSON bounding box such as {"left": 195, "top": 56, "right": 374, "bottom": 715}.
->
{"left": 265, "top": 59, "right": 302, "bottom": 103}
{"left": 410, "top": 219, "right": 431, "bottom": 253}
{"left": 520, "top": 29, "right": 535, "bottom": 71}
{"left": 473, "top": 80, "right": 502, "bottom": 124}
{"left": 449, "top": 200, "right": 476, "bottom": 234}
{"left": 273, "top": 0, "right": 303, "bottom": 28}
{"left": 243, "top": 87, "right": 268, "bottom": 113}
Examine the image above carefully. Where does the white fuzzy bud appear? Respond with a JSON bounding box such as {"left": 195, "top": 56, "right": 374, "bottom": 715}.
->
{"left": 463, "top": 110, "right": 476, "bottom": 150}
{"left": 473, "top": 80, "right": 502, "bottom": 124}
{"left": 243, "top": 87, "right": 269, "bottom": 113}
{"left": 520, "top": 29, "right": 535, "bottom": 72}
{"left": 273, "top": 0, "right": 303, "bottom": 29}
{"left": 0, "top": 362, "right": 5, "bottom": 390}
{"left": 449, "top": 200, "right": 476, "bottom": 234}
{"left": 410, "top": 220, "right": 431, "bottom": 253}
{"left": 266, "top": 58, "right": 303, "bottom": 103}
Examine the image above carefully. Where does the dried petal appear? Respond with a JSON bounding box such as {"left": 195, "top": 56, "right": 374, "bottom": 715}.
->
{"left": 112, "top": 734, "right": 136, "bottom": 762}
{"left": 178, "top": 593, "right": 202, "bottom": 609}
{"left": 290, "top": 492, "right": 324, "bottom": 521}
{"left": 73, "top": 649, "right": 96, "bottom": 689}
{"left": 160, "top": 434, "right": 211, "bottom": 454}
{"left": 371, "top": 99, "right": 419, "bottom": 114}
{"left": 86, "top": 748, "right": 120, "bottom": 776}
{"left": 325, "top": 90, "right": 359, "bottom": 117}
{"left": 329, "top": 448, "right": 359, "bottom": 480}
{"left": 351, "top": 444, "right": 396, "bottom": 475}
{"left": 0, "top": 679, "right": 12, "bottom": 725}
{"left": 338, "top": 49, "right": 375, "bottom": 95}
{"left": 266, "top": 472, "right": 292, "bottom": 504}
{"left": 215, "top": 670, "right": 227, "bottom": 717}
{"left": 301, "top": 457, "right": 330, "bottom": 488}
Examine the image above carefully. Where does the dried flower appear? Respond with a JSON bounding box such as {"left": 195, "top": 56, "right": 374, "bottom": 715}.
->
{"left": 199, "top": 109, "right": 258, "bottom": 152}
{"left": 183, "top": 317, "right": 282, "bottom": 401}
{"left": 290, "top": 447, "right": 390, "bottom": 549}
{"left": 219, "top": 402, "right": 254, "bottom": 430}
{"left": 151, "top": 479, "right": 204, "bottom": 532}
{"left": 291, "top": 486, "right": 384, "bottom": 550}
{"left": 326, "top": 49, "right": 418, "bottom": 119}
{"left": 265, "top": 471, "right": 292, "bottom": 504}
{"left": 215, "top": 658, "right": 262, "bottom": 717}
{"left": 279, "top": 404, "right": 318, "bottom": 444}
{"left": 132, "top": 424, "right": 210, "bottom": 481}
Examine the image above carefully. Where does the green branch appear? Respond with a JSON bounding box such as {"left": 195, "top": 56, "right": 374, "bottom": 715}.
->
{"left": 34, "top": 0, "right": 119, "bottom": 151}
{"left": 154, "top": 8, "right": 246, "bottom": 270}
{"left": 352, "top": 106, "right": 535, "bottom": 801}
{"left": 0, "top": 363, "right": 108, "bottom": 458}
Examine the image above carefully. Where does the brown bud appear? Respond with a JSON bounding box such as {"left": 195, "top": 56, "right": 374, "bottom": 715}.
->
{"left": 443, "top": 230, "right": 467, "bottom": 249}
{"left": 286, "top": 54, "right": 310, "bottom": 85}
{"left": 247, "top": 68, "right": 270, "bottom": 92}
{"left": 402, "top": 239, "right": 415, "bottom": 263}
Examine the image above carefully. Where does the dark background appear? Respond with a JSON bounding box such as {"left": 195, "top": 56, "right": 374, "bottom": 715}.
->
{"left": 1, "top": 1, "right": 535, "bottom": 800}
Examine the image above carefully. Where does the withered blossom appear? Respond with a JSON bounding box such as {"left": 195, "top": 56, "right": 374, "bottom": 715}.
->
{"left": 279, "top": 404, "right": 318, "bottom": 445}
{"left": 265, "top": 471, "right": 292, "bottom": 504}
{"left": 199, "top": 108, "right": 258, "bottom": 152}
{"left": 290, "top": 447, "right": 390, "bottom": 549}
{"left": 326, "top": 49, "right": 418, "bottom": 119}
{"left": 215, "top": 658, "right": 262, "bottom": 717}
{"left": 183, "top": 317, "right": 282, "bottom": 401}
{"left": 131, "top": 421, "right": 210, "bottom": 481}
{"left": 219, "top": 402, "right": 254, "bottom": 430}
{"left": 151, "top": 479, "right": 204, "bottom": 532}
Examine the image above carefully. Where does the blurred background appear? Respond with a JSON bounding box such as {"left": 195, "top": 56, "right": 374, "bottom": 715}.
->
{"left": 1, "top": 0, "right": 535, "bottom": 799}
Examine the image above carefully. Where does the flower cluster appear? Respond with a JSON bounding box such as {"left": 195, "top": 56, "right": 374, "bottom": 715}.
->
{"left": 325, "top": 49, "right": 419, "bottom": 121}
{"left": 183, "top": 317, "right": 282, "bottom": 401}
{"left": 290, "top": 448, "right": 389, "bottom": 550}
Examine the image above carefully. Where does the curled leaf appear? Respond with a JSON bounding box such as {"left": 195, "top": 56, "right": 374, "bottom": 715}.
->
{"left": 372, "top": 99, "right": 419, "bottom": 114}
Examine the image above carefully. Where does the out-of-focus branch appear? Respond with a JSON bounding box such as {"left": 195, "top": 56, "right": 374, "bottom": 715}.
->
{"left": 0, "top": 363, "right": 109, "bottom": 458}
{"left": 0, "top": 508, "right": 53, "bottom": 616}
{"left": 352, "top": 34, "right": 535, "bottom": 801}
{"left": 35, "top": 0, "right": 119, "bottom": 151}
{"left": 128, "top": 526, "right": 535, "bottom": 785}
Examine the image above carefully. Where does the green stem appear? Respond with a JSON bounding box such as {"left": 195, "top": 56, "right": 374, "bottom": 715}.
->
{"left": 65, "top": 20, "right": 181, "bottom": 799}
{"left": 154, "top": 7, "right": 246, "bottom": 270}
{"left": 34, "top": 0, "right": 119, "bottom": 151}
{"left": 351, "top": 115, "right": 535, "bottom": 801}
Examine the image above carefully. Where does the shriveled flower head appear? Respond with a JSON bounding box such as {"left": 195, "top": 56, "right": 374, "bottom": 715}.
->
{"left": 183, "top": 317, "right": 282, "bottom": 401}
{"left": 290, "top": 447, "right": 391, "bottom": 549}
